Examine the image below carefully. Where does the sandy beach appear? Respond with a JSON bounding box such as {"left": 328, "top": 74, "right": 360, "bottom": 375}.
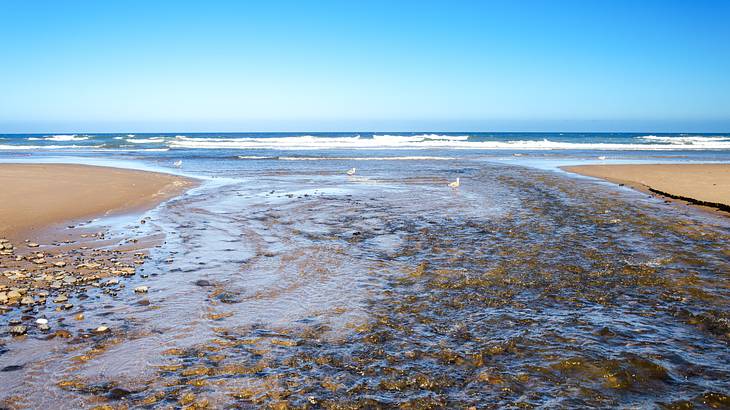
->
{"left": 0, "top": 163, "right": 195, "bottom": 332}
{"left": 563, "top": 163, "right": 730, "bottom": 212}
{"left": 0, "top": 163, "right": 196, "bottom": 239}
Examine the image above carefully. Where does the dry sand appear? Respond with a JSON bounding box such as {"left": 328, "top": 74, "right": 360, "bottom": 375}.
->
{"left": 563, "top": 164, "right": 730, "bottom": 212}
{"left": 0, "top": 163, "right": 196, "bottom": 238}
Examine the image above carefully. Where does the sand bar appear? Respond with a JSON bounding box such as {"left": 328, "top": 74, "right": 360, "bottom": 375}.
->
{"left": 563, "top": 163, "right": 730, "bottom": 212}
{"left": 0, "top": 163, "right": 196, "bottom": 238}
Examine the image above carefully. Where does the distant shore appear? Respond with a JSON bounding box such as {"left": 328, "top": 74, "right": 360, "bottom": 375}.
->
{"left": 563, "top": 163, "right": 730, "bottom": 213}
{"left": 0, "top": 163, "right": 197, "bottom": 239}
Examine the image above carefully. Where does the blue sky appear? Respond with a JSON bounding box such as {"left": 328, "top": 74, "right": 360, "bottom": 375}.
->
{"left": 0, "top": 0, "right": 728, "bottom": 132}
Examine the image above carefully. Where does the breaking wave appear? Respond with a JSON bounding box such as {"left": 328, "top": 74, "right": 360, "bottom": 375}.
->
{"left": 27, "top": 134, "right": 90, "bottom": 142}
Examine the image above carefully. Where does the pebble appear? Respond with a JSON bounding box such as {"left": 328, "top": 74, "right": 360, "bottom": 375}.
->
{"left": 94, "top": 326, "right": 109, "bottom": 333}
{"left": 20, "top": 296, "right": 34, "bottom": 305}
{"left": 27, "top": 243, "right": 39, "bottom": 248}
{"left": 35, "top": 318, "right": 48, "bottom": 325}
{"left": 53, "top": 295, "right": 68, "bottom": 303}
{"left": 9, "top": 325, "right": 27, "bottom": 335}
{"left": 134, "top": 286, "right": 149, "bottom": 293}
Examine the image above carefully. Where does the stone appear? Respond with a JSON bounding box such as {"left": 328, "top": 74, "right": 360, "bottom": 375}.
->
{"left": 53, "top": 261, "right": 66, "bottom": 267}
{"left": 134, "top": 286, "right": 149, "bottom": 293}
{"left": 9, "top": 325, "right": 27, "bottom": 335}
{"left": 27, "top": 243, "right": 39, "bottom": 248}
{"left": 6, "top": 290, "right": 21, "bottom": 300}
{"left": 20, "top": 296, "right": 34, "bottom": 305}
{"left": 94, "top": 326, "right": 109, "bottom": 333}
{"left": 53, "top": 295, "right": 68, "bottom": 303}
{"left": 35, "top": 318, "right": 48, "bottom": 325}
{"left": 54, "top": 329, "right": 72, "bottom": 338}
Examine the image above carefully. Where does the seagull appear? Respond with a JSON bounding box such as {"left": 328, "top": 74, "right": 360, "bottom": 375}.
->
{"left": 173, "top": 160, "right": 183, "bottom": 168}
{"left": 346, "top": 167, "right": 356, "bottom": 176}
{"left": 448, "top": 177, "right": 460, "bottom": 188}
{"left": 597, "top": 156, "right": 607, "bottom": 160}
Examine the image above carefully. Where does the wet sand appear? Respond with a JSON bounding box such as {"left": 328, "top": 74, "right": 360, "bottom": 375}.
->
{"left": 0, "top": 163, "right": 196, "bottom": 239}
{"left": 563, "top": 163, "right": 730, "bottom": 212}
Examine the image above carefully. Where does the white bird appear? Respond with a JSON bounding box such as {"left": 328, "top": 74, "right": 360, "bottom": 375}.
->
{"left": 173, "top": 160, "right": 183, "bottom": 168}
{"left": 597, "top": 156, "right": 607, "bottom": 160}
{"left": 346, "top": 167, "right": 356, "bottom": 176}
{"left": 448, "top": 177, "right": 460, "bottom": 188}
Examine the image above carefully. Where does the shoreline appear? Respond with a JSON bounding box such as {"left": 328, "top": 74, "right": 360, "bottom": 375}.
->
{"left": 562, "top": 163, "right": 730, "bottom": 215}
{"left": 0, "top": 163, "right": 197, "bottom": 322}
{"left": 0, "top": 163, "right": 197, "bottom": 240}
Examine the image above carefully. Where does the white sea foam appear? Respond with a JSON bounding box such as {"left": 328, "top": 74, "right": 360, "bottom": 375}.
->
{"left": 126, "top": 137, "right": 165, "bottom": 144}
{"left": 638, "top": 135, "right": 730, "bottom": 145}
{"left": 44, "top": 134, "right": 90, "bottom": 141}
{"left": 172, "top": 134, "right": 730, "bottom": 150}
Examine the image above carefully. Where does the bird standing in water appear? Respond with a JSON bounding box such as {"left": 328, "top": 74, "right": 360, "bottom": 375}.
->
{"left": 448, "top": 177, "right": 460, "bottom": 188}
{"left": 346, "top": 167, "right": 356, "bottom": 176}
{"left": 173, "top": 160, "right": 183, "bottom": 168}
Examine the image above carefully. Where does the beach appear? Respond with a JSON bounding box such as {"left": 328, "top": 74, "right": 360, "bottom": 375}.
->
{"left": 563, "top": 163, "right": 730, "bottom": 212}
{"left": 0, "top": 163, "right": 195, "bottom": 337}
{"left": 0, "top": 163, "right": 195, "bottom": 239}
{"left": 0, "top": 136, "right": 728, "bottom": 408}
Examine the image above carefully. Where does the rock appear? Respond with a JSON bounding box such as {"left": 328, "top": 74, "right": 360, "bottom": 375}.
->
{"left": 20, "top": 296, "right": 34, "bottom": 305}
{"left": 54, "top": 329, "right": 72, "bottom": 338}
{"left": 6, "top": 290, "right": 21, "bottom": 300}
{"left": 107, "top": 387, "right": 132, "bottom": 399}
{"left": 9, "top": 325, "right": 27, "bottom": 335}
{"left": 1, "top": 365, "right": 23, "bottom": 372}
{"left": 53, "top": 261, "right": 66, "bottom": 267}
{"left": 38, "top": 324, "right": 50, "bottom": 332}
{"left": 27, "top": 243, "right": 39, "bottom": 248}
{"left": 75, "top": 313, "right": 84, "bottom": 321}
{"left": 134, "top": 286, "right": 149, "bottom": 293}
{"left": 94, "top": 326, "right": 109, "bottom": 333}
{"left": 0, "top": 292, "right": 7, "bottom": 304}
{"left": 194, "top": 279, "right": 213, "bottom": 287}
{"left": 35, "top": 318, "right": 48, "bottom": 325}
{"left": 53, "top": 295, "right": 68, "bottom": 303}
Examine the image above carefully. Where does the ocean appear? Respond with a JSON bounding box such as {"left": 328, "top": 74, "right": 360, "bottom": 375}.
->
{"left": 0, "top": 132, "right": 729, "bottom": 408}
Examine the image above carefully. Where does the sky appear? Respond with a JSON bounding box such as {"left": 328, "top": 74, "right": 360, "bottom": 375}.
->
{"left": 0, "top": 0, "right": 729, "bottom": 133}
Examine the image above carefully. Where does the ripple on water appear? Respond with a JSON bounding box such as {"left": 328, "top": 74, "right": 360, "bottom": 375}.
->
{"left": 1, "top": 162, "right": 729, "bottom": 408}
